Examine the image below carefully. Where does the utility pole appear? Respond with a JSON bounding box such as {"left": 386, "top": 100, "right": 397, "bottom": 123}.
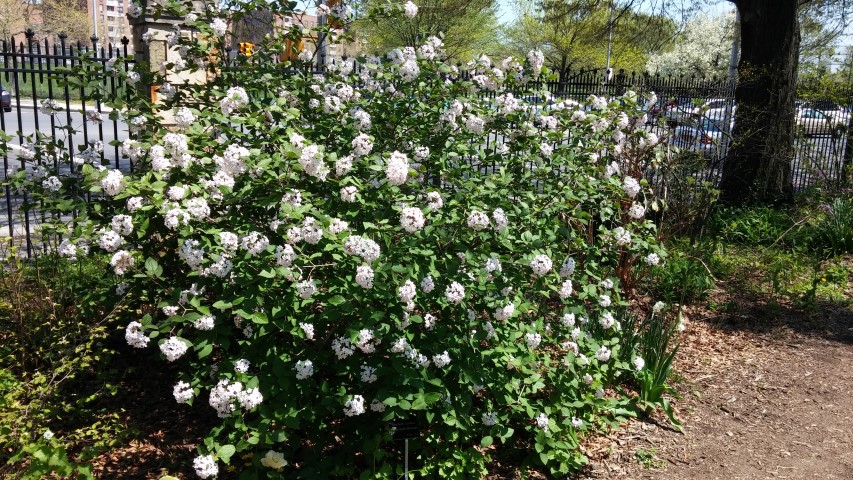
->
{"left": 605, "top": 0, "right": 613, "bottom": 81}
{"left": 92, "top": 0, "right": 99, "bottom": 49}
{"left": 728, "top": 10, "right": 740, "bottom": 88}
{"left": 316, "top": 0, "right": 327, "bottom": 71}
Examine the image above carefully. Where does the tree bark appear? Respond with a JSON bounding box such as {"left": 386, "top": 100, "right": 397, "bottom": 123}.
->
{"left": 719, "top": 0, "right": 800, "bottom": 204}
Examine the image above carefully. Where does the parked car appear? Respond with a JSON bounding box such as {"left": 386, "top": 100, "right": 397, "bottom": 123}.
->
{"left": 671, "top": 116, "right": 734, "bottom": 160}
{"left": 665, "top": 97, "right": 735, "bottom": 126}
{"left": 802, "top": 100, "right": 850, "bottom": 128}
{"left": 1, "top": 84, "right": 11, "bottom": 112}
{"left": 796, "top": 108, "right": 844, "bottom": 137}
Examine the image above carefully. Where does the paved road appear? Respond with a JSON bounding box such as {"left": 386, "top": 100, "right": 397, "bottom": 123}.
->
{"left": 1, "top": 102, "right": 130, "bottom": 239}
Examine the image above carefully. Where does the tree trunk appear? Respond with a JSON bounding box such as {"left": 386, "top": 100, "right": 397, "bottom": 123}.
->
{"left": 719, "top": 0, "right": 800, "bottom": 204}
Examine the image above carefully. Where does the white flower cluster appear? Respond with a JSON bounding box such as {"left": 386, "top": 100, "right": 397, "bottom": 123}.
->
{"left": 295, "top": 359, "right": 314, "bottom": 379}
{"left": 344, "top": 235, "right": 381, "bottom": 263}
{"left": 343, "top": 394, "right": 365, "bottom": 416}
{"left": 173, "top": 381, "right": 193, "bottom": 403}
{"left": 125, "top": 321, "right": 149, "bottom": 348}
{"left": 193, "top": 455, "right": 219, "bottom": 479}
{"left": 529, "top": 254, "right": 552, "bottom": 276}
{"left": 160, "top": 337, "right": 189, "bottom": 362}
{"left": 209, "top": 379, "right": 263, "bottom": 417}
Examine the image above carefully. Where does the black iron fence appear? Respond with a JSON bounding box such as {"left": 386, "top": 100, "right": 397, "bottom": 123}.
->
{"left": 2, "top": 37, "right": 852, "bottom": 253}
{"left": 1, "top": 32, "right": 133, "bottom": 251}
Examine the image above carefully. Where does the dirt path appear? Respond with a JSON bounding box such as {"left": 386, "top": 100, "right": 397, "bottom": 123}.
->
{"left": 584, "top": 296, "right": 853, "bottom": 479}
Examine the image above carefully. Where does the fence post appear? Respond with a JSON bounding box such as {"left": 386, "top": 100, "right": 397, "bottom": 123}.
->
{"left": 128, "top": 0, "right": 207, "bottom": 126}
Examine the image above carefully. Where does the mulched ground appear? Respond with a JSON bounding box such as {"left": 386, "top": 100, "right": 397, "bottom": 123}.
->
{"left": 582, "top": 284, "right": 853, "bottom": 479}
{"left": 79, "top": 273, "right": 853, "bottom": 479}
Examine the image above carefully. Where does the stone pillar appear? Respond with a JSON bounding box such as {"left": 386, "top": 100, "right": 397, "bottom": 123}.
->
{"left": 128, "top": 1, "right": 207, "bottom": 125}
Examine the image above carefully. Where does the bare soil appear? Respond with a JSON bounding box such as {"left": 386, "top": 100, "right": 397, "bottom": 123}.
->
{"left": 582, "top": 287, "right": 853, "bottom": 479}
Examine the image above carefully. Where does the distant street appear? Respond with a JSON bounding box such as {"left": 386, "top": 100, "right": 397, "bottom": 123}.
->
{"left": 1, "top": 102, "right": 130, "bottom": 238}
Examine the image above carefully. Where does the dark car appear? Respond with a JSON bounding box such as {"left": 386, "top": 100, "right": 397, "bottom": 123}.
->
{"left": 1, "top": 84, "right": 11, "bottom": 112}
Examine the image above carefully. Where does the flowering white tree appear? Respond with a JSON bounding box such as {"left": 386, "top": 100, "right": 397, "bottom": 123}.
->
{"left": 646, "top": 12, "right": 736, "bottom": 78}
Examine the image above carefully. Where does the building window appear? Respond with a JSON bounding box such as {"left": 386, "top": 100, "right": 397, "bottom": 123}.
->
{"left": 107, "top": 5, "right": 114, "bottom": 11}
{"left": 117, "top": 7, "right": 123, "bottom": 13}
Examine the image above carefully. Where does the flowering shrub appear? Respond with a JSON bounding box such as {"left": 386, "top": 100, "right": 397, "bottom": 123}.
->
{"left": 4, "top": 1, "right": 673, "bottom": 477}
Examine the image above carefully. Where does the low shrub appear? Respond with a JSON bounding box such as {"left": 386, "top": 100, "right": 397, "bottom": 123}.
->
{"left": 3, "top": 1, "right": 678, "bottom": 477}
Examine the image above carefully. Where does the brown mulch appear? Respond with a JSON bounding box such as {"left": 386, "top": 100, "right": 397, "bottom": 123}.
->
{"left": 581, "top": 285, "right": 853, "bottom": 479}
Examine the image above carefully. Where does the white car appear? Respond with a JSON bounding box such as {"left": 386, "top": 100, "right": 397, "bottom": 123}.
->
{"left": 671, "top": 116, "right": 734, "bottom": 161}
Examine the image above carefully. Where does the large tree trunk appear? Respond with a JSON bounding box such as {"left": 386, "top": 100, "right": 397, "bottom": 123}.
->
{"left": 719, "top": 0, "right": 800, "bottom": 204}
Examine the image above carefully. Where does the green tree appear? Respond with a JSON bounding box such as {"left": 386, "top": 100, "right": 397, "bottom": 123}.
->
{"left": 353, "top": 0, "right": 500, "bottom": 61}
{"left": 501, "top": 0, "right": 676, "bottom": 79}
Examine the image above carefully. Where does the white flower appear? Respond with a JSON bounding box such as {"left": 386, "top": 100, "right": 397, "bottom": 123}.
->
{"left": 360, "top": 365, "right": 378, "bottom": 383}
{"left": 101, "top": 169, "right": 125, "bottom": 196}
{"left": 465, "top": 115, "right": 485, "bottom": 134}
{"left": 653, "top": 301, "right": 666, "bottom": 313}
{"left": 174, "top": 107, "right": 195, "bottom": 129}
{"left": 599, "top": 312, "right": 615, "bottom": 329}
{"left": 493, "top": 303, "right": 514, "bottom": 321}
{"left": 528, "top": 49, "right": 545, "bottom": 77}
{"left": 561, "top": 313, "right": 576, "bottom": 327}
{"left": 295, "top": 359, "right": 314, "bottom": 379}
{"left": 340, "top": 185, "right": 357, "bottom": 202}
{"left": 599, "top": 294, "right": 612, "bottom": 308}
{"left": 173, "top": 381, "right": 193, "bottom": 404}
{"left": 423, "top": 313, "right": 436, "bottom": 330}
{"left": 234, "top": 358, "right": 250, "bottom": 373}
{"left": 241, "top": 231, "right": 269, "bottom": 256}
{"left": 125, "top": 321, "right": 149, "bottom": 348}
{"left": 220, "top": 86, "right": 249, "bottom": 115}
{"left": 646, "top": 253, "right": 661, "bottom": 266}
{"left": 633, "top": 356, "right": 645, "bottom": 371}
{"left": 42, "top": 429, "right": 54, "bottom": 440}
{"left": 491, "top": 208, "right": 508, "bottom": 232}
{"left": 261, "top": 450, "right": 288, "bottom": 470}
{"left": 535, "top": 412, "right": 548, "bottom": 432}
{"left": 165, "top": 186, "right": 186, "bottom": 201}
{"left": 572, "top": 417, "right": 583, "bottom": 428}
{"left": 355, "top": 265, "right": 374, "bottom": 289}
{"left": 343, "top": 236, "right": 380, "bottom": 263}
{"left": 42, "top": 176, "right": 61, "bottom": 192}
{"left": 164, "top": 208, "right": 190, "bottom": 230}
{"left": 329, "top": 218, "right": 349, "bottom": 235}
{"left": 351, "top": 133, "right": 373, "bottom": 157}
{"left": 445, "top": 282, "right": 465, "bottom": 304}
{"left": 623, "top": 176, "right": 641, "bottom": 198}
{"left": 583, "top": 373, "right": 593, "bottom": 385}
{"left": 336, "top": 155, "right": 354, "bottom": 177}
{"left": 344, "top": 394, "right": 366, "bottom": 416}
{"left": 400, "top": 206, "right": 425, "bottom": 233}
{"left": 385, "top": 151, "right": 409, "bottom": 185}
{"left": 525, "top": 332, "right": 541, "bottom": 349}
{"left": 559, "top": 280, "right": 573, "bottom": 299}
{"left": 160, "top": 337, "right": 188, "bottom": 362}
{"left": 403, "top": 0, "right": 418, "bottom": 18}
{"left": 275, "top": 244, "right": 296, "bottom": 267}
{"left": 371, "top": 399, "right": 387, "bottom": 412}
{"left": 194, "top": 315, "right": 215, "bottom": 331}
{"left": 432, "top": 351, "right": 451, "bottom": 368}
{"left": 628, "top": 202, "right": 646, "bottom": 219}
{"left": 529, "top": 254, "right": 552, "bottom": 276}
{"left": 110, "top": 250, "right": 134, "bottom": 275}
{"left": 98, "top": 230, "right": 124, "bottom": 252}
{"left": 420, "top": 275, "right": 435, "bottom": 293}
{"left": 467, "top": 210, "right": 490, "bottom": 231}
{"left": 426, "top": 191, "right": 443, "bottom": 210}
{"left": 332, "top": 336, "right": 355, "bottom": 359}
{"left": 297, "top": 280, "right": 317, "bottom": 299}
{"left": 299, "top": 322, "right": 315, "bottom": 340}
{"left": 595, "top": 346, "right": 611, "bottom": 362}
{"left": 193, "top": 455, "right": 219, "bottom": 479}
{"left": 613, "top": 227, "right": 632, "bottom": 246}
{"left": 210, "top": 17, "right": 227, "bottom": 36}
{"left": 539, "top": 143, "right": 553, "bottom": 158}
{"left": 398, "top": 280, "right": 417, "bottom": 303}
{"left": 482, "top": 412, "right": 497, "bottom": 426}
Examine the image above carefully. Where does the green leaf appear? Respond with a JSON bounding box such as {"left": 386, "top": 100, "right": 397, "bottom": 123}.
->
{"left": 216, "top": 444, "right": 236, "bottom": 462}
{"left": 328, "top": 295, "right": 346, "bottom": 306}
{"left": 480, "top": 436, "right": 493, "bottom": 447}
